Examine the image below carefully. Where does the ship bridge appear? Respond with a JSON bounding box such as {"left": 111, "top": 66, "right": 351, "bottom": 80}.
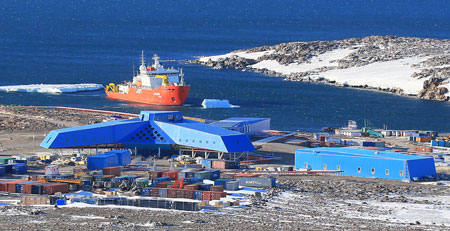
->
{"left": 40, "top": 111, "right": 255, "bottom": 154}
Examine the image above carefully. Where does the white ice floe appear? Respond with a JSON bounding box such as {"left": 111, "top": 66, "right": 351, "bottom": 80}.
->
{"left": 0, "top": 83, "right": 104, "bottom": 94}
{"left": 199, "top": 50, "right": 275, "bottom": 62}
{"left": 202, "top": 99, "right": 240, "bottom": 108}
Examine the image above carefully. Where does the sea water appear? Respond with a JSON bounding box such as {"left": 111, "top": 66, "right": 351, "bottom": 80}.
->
{"left": 0, "top": 0, "right": 449, "bottom": 131}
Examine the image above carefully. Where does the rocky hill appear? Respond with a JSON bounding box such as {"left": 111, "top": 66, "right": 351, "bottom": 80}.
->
{"left": 191, "top": 36, "right": 450, "bottom": 101}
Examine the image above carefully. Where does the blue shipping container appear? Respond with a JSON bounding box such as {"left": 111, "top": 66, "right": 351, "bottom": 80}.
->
{"left": 16, "top": 181, "right": 40, "bottom": 193}
{"left": 158, "top": 188, "right": 168, "bottom": 198}
{"left": 11, "top": 163, "right": 27, "bottom": 174}
{"left": 439, "top": 140, "right": 445, "bottom": 147}
{"left": 87, "top": 154, "right": 119, "bottom": 170}
{"left": 225, "top": 181, "right": 240, "bottom": 191}
{"left": 198, "top": 184, "right": 212, "bottom": 191}
{"left": 207, "top": 169, "right": 220, "bottom": 180}
{"left": 214, "top": 179, "right": 233, "bottom": 187}
{"left": 151, "top": 177, "right": 171, "bottom": 185}
{"left": 0, "top": 164, "right": 12, "bottom": 174}
{"left": 0, "top": 167, "right": 5, "bottom": 176}
{"left": 201, "top": 159, "right": 213, "bottom": 168}
{"left": 106, "top": 150, "right": 132, "bottom": 166}
{"left": 193, "top": 191, "right": 202, "bottom": 200}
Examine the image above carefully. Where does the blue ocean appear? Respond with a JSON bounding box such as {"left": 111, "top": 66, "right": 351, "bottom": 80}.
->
{"left": 0, "top": 0, "right": 449, "bottom": 131}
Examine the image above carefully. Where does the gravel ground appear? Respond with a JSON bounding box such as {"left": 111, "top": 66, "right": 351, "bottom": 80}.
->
{"left": 1, "top": 175, "right": 449, "bottom": 230}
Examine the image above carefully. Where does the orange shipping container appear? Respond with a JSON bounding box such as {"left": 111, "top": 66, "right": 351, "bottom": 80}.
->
{"left": 102, "top": 167, "right": 121, "bottom": 176}
{"left": 6, "top": 180, "right": 27, "bottom": 193}
{"left": 202, "top": 191, "right": 212, "bottom": 201}
{"left": 42, "top": 183, "right": 69, "bottom": 195}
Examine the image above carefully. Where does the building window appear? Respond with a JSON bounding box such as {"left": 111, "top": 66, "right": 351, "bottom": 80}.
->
{"left": 179, "top": 139, "right": 181, "bottom": 142}
{"left": 304, "top": 162, "right": 308, "bottom": 169}
{"left": 337, "top": 165, "right": 340, "bottom": 171}
{"left": 186, "top": 139, "right": 188, "bottom": 142}
{"left": 323, "top": 164, "right": 327, "bottom": 170}
{"left": 199, "top": 140, "right": 202, "bottom": 143}
{"left": 192, "top": 140, "right": 195, "bottom": 143}
{"left": 385, "top": 169, "right": 389, "bottom": 175}
{"left": 213, "top": 141, "right": 216, "bottom": 144}
{"left": 357, "top": 167, "right": 361, "bottom": 173}
{"left": 371, "top": 168, "right": 375, "bottom": 174}
{"left": 400, "top": 170, "right": 403, "bottom": 177}
{"left": 206, "top": 141, "right": 208, "bottom": 144}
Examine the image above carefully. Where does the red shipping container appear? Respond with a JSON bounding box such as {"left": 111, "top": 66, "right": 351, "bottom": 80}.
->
{"left": 176, "top": 189, "right": 185, "bottom": 198}
{"left": 202, "top": 191, "right": 212, "bottom": 201}
{"left": 102, "top": 167, "right": 121, "bottom": 176}
{"left": 6, "top": 180, "right": 27, "bottom": 193}
{"left": 233, "top": 173, "right": 259, "bottom": 179}
{"left": 167, "top": 188, "right": 178, "bottom": 198}
{"left": 211, "top": 160, "right": 226, "bottom": 169}
{"left": 0, "top": 181, "right": 13, "bottom": 192}
{"left": 191, "top": 168, "right": 204, "bottom": 171}
{"left": 42, "top": 183, "right": 69, "bottom": 195}
{"left": 157, "top": 182, "right": 169, "bottom": 188}
{"left": 183, "top": 190, "right": 195, "bottom": 199}
{"left": 22, "top": 182, "right": 46, "bottom": 194}
{"left": 210, "top": 185, "right": 224, "bottom": 192}
{"left": 149, "top": 171, "right": 164, "bottom": 179}
{"left": 184, "top": 184, "right": 199, "bottom": 190}
{"left": 150, "top": 188, "right": 159, "bottom": 197}
{"left": 212, "top": 192, "right": 222, "bottom": 200}
{"left": 162, "top": 171, "right": 179, "bottom": 180}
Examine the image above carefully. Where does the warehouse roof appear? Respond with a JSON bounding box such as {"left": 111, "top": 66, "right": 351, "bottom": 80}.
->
{"left": 210, "top": 117, "right": 268, "bottom": 129}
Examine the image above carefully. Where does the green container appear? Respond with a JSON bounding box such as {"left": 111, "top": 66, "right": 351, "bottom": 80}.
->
{"left": 0, "top": 158, "right": 15, "bottom": 164}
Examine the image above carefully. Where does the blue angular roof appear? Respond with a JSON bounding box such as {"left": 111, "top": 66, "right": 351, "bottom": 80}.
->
{"left": 41, "top": 111, "right": 254, "bottom": 153}
{"left": 210, "top": 117, "right": 268, "bottom": 129}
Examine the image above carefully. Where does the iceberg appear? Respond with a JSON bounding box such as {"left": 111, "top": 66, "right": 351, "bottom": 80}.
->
{"left": 0, "top": 83, "right": 104, "bottom": 94}
{"left": 201, "top": 99, "right": 240, "bottom": 108}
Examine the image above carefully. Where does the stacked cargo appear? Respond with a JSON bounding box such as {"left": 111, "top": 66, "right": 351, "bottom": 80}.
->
{"left": 211, "top": 160, "right": 240, "bottom": 169}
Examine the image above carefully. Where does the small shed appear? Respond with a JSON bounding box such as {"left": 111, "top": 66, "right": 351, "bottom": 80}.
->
{"left": 295, "top": 147, "right": 436, "bottom": 181}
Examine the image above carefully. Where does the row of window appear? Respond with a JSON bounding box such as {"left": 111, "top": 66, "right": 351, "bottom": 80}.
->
{"left": 179, "top": 138, "right": 216, "bottom": 145}
{"left": 304, "top": 162, "right": 404, "bottom": 177}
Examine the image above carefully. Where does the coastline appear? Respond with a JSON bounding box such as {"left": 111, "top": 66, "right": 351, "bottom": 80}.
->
{"left": 190, "top": 36, "right": 450, "bottom": 102}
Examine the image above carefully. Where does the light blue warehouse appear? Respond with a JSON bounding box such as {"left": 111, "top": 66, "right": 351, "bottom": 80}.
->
{"left": 295, "top": 147, "right": 437, "bottom": 181}
{"left": 210, "top": 118, "right": 270, "bottom": 138}
{"left": 41, "top": 111, "right": 255, "bottom": 154}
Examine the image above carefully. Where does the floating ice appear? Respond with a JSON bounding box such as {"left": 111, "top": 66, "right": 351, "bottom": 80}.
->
{"left": 0, "top": 83, "right": 104, "bottom": 94}
{"left": 201, "top": 99, "right": 240, "bottom": 108}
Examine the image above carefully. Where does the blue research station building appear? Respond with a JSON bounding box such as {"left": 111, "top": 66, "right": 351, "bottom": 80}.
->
{"left": 41, "top": 111, "right": 255, "bottom": 154}
{"left": 295, "top": 147, "right": 437, "bottom": 181}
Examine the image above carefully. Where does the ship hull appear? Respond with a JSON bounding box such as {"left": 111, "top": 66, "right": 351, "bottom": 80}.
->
{"left": 106, "top": 86, "right": 190, "bottom": 106}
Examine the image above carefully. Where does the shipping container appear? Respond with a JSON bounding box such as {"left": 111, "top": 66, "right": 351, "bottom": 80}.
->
{"left": 31, "top": 183, "right": 54, "bottom": 194}
{"left": 167, "top": 188, "right": 178, "bottom": 198}
{"left": 150, "top": 188, "right": 159, "bottom": 197}
{"left": 201, "top": 191, "right": 212, "bottom": 201}
{"left": 207, "top": 169, "right": 220, "bottom": 180}
{"left": 211, "top": 160, "right": 239, "bottom": 169}
{"left": 184, "top": 178, "right": 203, "bottom": 184}
{"left": 0, "top": 158, "right": 14, "bottom": 164}
{"left": 176, "top": 189, "right": 185, "bottom": 198}
{"left": 157, "top": 182, "right": 169, "bottom": 188}
{"left": 198, "top": 184, "right": 212, "bottom": 191}
{"left": 225, "top": 181, "right": 240, "bottom": 191}
{"left": 183, "top": 190, "right": 195, "bottom": 199}
{"left": 11, "top": 163, "right": 27, "bottom": 174}
{"left": 236, "top": 177, "right": 276, "bottom": 188}
{"left": 162, "top": 171, "right": 179, "bottom": 180}
{"left": 184, "top": 184, "right": 199, "bottom": 190}
{"left": 151, "top": 177, "right": 171, "bottom": 186}
{"left": 158, "top": 188, "right": 168, "bottom": 198}
{"left": 194, "top": 171, "right": 211, "bottom": 180}
{"left": 6, "top": 180, "right": 27, "bottom": 193}
{"left": 0, "top": 180, "right": 14, "bottom": 191}
{"left": 102, "top": 166, "right": 121, "bottom": 176}
{"left": 149, "top": 171, "right": 164, "bottom": 179}
{"left": 16, "top": 181, "right": 40, "bottom": 193}
{"left": 42, "top": 183, "right": 69, "bottom": 195}
{"left": 193, "top": 191, "right": 203, "bottom": 200}
{"left": 86, "top": 154, "right": 119, "bottom": 170}
{"left": 0, "top": 167, "right": 5, "bottom": 176}
{"left": 210, "top": 185, "right": 224, "bottom": 192}
{"left": 0, "top": 164, "right": 11, "bottom": 174}
{"left": 214, "top": 179, "right": 233, "bottom": 187}
{"left": 21, "top": 196, "right": 48, "bottom": 206}
{"left": 106, "top": 150, "right": 132, "bottom": 166}
{"left": 211, "top": 191, "right": 223, "bottom": 200}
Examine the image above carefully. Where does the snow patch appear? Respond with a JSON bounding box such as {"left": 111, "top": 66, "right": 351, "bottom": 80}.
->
{"left": 0, "top": 83, "right": 104, "bottom": 94}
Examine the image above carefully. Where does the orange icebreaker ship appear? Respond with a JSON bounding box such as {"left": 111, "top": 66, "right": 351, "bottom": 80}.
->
{"left": 105, "top": 51, "right": 190, "bottom": 105}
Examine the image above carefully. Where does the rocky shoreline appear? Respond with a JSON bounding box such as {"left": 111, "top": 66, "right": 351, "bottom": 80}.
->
{"left": 190, "top": 36, "right": 450, "bottom": 101}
